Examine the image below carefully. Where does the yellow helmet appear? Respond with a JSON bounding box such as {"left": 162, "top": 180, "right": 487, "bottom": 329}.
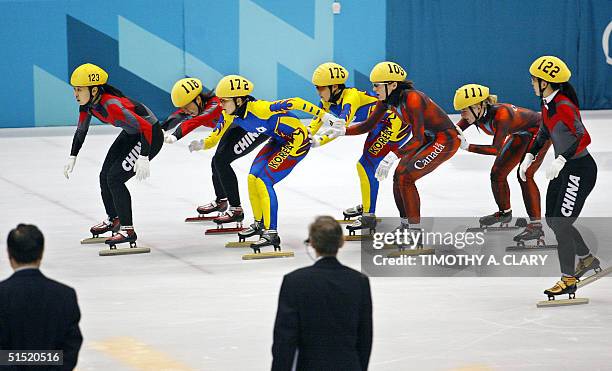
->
{"left": 215, "top": 75, "right": 254, "bottom": 98}
{"left": 171, "top": 78, "right": 203, "bottom": 107}
{"left": 453, "top": 84, "right": 490, "bottom": 110}
{"left": 70, "top": 63, "right": 108, "bottom": 87}
{"left": 369, "top": 61, "right": 407, "bottom": 83}
{"left": 311, "top": 62, "right": 349, "bottom": 86}
{"left": 529, "top": 56, "right": 571, "bottom": 83}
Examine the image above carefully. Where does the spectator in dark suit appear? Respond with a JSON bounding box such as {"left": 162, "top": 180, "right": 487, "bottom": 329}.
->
{"left": 0, "top": 224, "right": 82, "bottom": 370}
{"left": 272, "top": 216, "right": 373, "bottom": 371}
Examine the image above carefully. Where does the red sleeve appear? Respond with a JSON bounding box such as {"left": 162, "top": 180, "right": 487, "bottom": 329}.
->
{"left": 397, "top": 91, "right": 427, "bottom": 157}
{"left": 468, "top": 107, "right": 510, "bottom": 156}
{"left": 456, "top": 118, "right": 470, "bottom": 130}
{"left": 345, "top": 101, "right": 387, "bottom": 135}
{"left": 172, "top": 96, "right": 223, "bottom": 139}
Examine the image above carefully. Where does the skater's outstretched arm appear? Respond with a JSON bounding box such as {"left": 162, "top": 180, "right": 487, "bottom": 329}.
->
{"left": 467, "top": 106, "right": 512, "bottom": 156}
{"left": 345, "top": 101, "right": 387, "bottom": 136}
{"left": 189, "top": 113, "right": 234, "bottom": 152}
{"left": 69, "top": 107, "right": 92, "bottom": 156}
{"left": 170, "top": 96, "right": 223, "bottom": 140}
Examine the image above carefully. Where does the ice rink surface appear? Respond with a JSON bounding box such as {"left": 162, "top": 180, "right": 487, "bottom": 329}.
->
{"left": 1, "top": 111, "right": 611, "bottom": 370}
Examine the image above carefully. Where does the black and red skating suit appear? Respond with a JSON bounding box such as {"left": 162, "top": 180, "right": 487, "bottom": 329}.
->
{"left": 527, "top": 90, "right": 596, "bottom": 276}
{"left": 528, "top": 92, "right": 591, "bottom": 160}
{"left": 70, "top": 93, "right": 160, "bottom": 157}
{"left": 69, "top": 92, "right": 163, "bottom": 227}
{"left": 456, "top": 104, "right": 551, "bottom": 219}
{"left": 347, "top": 88, "right": 460, "bottom": 224}
{"left": 161, "top": 96, "right": 223, "bottom": 140}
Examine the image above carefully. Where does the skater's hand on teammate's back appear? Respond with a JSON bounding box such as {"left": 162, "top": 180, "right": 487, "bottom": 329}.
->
{"left": 63, "top": 156, "right": 76, "bottom": 179}
{"left": 321, "top": 112, "right": 342, "bottom": 127}
{"left": 375, "top": 152, "right": 399, "bottom": 181}
{"left": 188, "top": 139, "right": 204, "bottom": 152}
{"left": 518, "top": 153, "right": 535, "bottom": 182}
{"left": 546, "top": 155, "right": 566, "bottom": 180}
{"left": 134, "top": 156, "right": 150, "bottom": 181}
{"left": 318, "top": 120, "right": 346, "bottom": 139}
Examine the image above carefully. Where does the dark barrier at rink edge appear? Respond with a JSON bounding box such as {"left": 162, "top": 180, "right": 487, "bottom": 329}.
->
{"left": 360, "top": 217, "right": 612, "bottom": 277}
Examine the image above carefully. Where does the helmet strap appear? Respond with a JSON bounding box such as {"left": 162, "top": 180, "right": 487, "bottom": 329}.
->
{"left": 468, "top": 106, "right": 479, "bottom": 124}
{"left": 537, "top": 78, "right": 546, "bottom": 105}
{"left": 384, "top": 84, "right": 389, "bottom": 102}
{"left": 329, "top": 85, "right": 344, "bottom": 104}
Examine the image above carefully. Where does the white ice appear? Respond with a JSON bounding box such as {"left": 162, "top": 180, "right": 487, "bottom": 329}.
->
{"left": 0, "top": 111, "right": 611, "bottom": 370}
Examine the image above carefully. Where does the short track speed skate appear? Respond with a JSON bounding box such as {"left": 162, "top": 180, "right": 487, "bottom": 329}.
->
{"left": 337, "top": 204, "right": 363, "bottom": 223}
{"left": 100, "top": 227, "right": 150, "bottom": 256}
{"left": 226, "top": 220, "right": 264, "bottom": 248}
{"left": 466, "top": 211, "right": 526, "bottom": 232}
{"left": 205, "top": 208, "right": 245, "bottom": 235}
{"left": 185, "top": 199, "right": 228, "bottom": 222}
{"left": 537, "top": 266, "right": 612, "bottom": 308}
{"left": 242, "top": 231, "right": 294, "bottom": 260}
{"left": 506, "top": 223, "right": 557, "bottom": 251}
{"left": 81, "top": 217, "right": 120, "bottom": 244}
{"left": 345, "top": 215, "right": 376, "bottom": 241}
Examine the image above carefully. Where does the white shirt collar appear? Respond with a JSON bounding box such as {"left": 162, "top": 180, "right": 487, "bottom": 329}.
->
{"left": 543, "top": 89, "right": 560, "bottom": 105}
{"left": 14, "top": 265, "right": 39, "bottom": 273}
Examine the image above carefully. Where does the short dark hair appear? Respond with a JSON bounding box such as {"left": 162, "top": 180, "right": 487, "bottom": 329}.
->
{"left": 308, "top": 216, "right": 343, "bottom": 256}
{"left": 7, "top": 224, "right": 44, "bottom": 264}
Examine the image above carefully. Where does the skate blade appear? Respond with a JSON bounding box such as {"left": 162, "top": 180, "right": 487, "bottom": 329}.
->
{"left": 80, "top": 237, "right": 109, "bottom": 244}
{"left": 344, "top": 234, "right": 373, "bottom": 241}
{"left": 185, "top": 216, "right": 217, "bottom": 222}
{"left": 336, "top": 218, "right": 382, "bottom": 224}
{"left": 466, "top": 226, "right": 520, "bottom": 233}
{"left": 505, "top": 244, "right": 557, "bottom": 251}
{"left": 536, "top": 297, "right": 588, "bottom": 308}
{"left": 205, "top": 227, "right": 245, "bottom": 235}
{"left": 99, "top": 247, "right": 151, "bottom": 256}
{"left": 242, "top": 251, "right": 294, "bottom": 260}
{"left": 387, "top": 247, "right": 435, "bottom": 257}
{"left": 225, "top": 241, "right": 253, "bottom": 248}
{"left": 577, "top": 266, "right": 612, "bottom": 289}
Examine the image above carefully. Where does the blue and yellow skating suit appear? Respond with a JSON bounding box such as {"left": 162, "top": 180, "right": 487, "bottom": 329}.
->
{"left": 219, "top": 99, "right": 310, "bottom": 230}
{"left": 272, "top": 88, "right": 412, "bottom": 215}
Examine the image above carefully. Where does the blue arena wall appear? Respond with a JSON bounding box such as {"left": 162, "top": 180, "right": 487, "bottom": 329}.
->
{"left": 1, "top": 0, "right": 610, "bottom": 128}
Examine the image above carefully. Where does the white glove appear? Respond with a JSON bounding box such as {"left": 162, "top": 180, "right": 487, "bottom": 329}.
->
{"left": 311, "top": 135, "right": 322, "bottom": 148}
{"left": 375, "top": 152, "right": 399, "bottom": 181}
{"left": 518, "top": 153, "right": 535, "bottom": 182}
{"left": 188, "top": 140, "right": 204, "bottom": 152}
{"left": 318, "top": 120, "right": 346, "bottom": 139}
{"left": 63, "top": 156, "right": 76, "bottom": 179}
{"left": 546, "top": 155, "right": 566, "bottom": 180}
{"left": 164, "top": 133, "right": 177, "bottom": 144}
{"left": 134, "top": 155, "right": 150, "bottom": 181}
{"left": 455, "top": 126, "right": 469, "bottom": 150}
{"left": 321, "top": 112, "right": 340, "bottom": 127}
